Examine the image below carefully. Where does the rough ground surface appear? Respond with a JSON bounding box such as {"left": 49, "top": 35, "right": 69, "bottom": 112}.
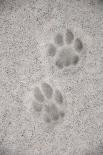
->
{"left": 0, "top": 0, "right": 103, "bottom": 154}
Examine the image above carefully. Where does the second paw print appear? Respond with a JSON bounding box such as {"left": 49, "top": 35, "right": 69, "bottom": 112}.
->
{"left": 32, "top": 79, "right": 66, "bottom": 126}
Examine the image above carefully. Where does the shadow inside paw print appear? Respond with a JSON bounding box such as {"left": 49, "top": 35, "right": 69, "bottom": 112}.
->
{"left": 54, "top": 88, "right": 63, "bottom": 105}
{"left": 54, "top": 32, "right": 64, "bottom": 46}
{"left": 32, "top": 81, "right": 66, "bottom": 126}
{"left": 55, "top": 48, "right": 73, "bottom": 69}
{"left": 74, "top": 38, "right": 83, "bottom": 52}
{"left": 72, "top": 54, "right": 80, "bottom": 65}
{"left": 45, "top": 104, "right": 60, "bottom": 122}
{"left": 41, "top": 82, "right": 53, "bottom": 99}
{"left": 46, "top": 28, "right": 85, "bottom": 74}
{"left": 65, "top": 29, "right": 74, "bottom": 44}
{"left": 48, "top": 43, "right": 57, "bottom": 57}
{"left": 34, "top": 86, "right": 44, "bottom": 103}
{"left": 32, "top": 100, "right": 43, "bottom": 112}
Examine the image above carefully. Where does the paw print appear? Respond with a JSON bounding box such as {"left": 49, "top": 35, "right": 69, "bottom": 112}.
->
{"left": 46, "top": 28, "right": 86, "bottom": 75}
{"left": 31, "top": 79, "right": 66, "bottom": 127}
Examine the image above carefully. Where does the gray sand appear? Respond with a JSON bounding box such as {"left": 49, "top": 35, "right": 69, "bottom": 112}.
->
{"left": 0, "top": 0, "right": 103, "bottom": 154}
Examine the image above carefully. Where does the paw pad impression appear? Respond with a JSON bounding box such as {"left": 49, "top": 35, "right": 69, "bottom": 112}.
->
{"left": 46, "top": 27, "right": 86, "bottom": 74}
{"left": 32, "top": 80, "right": 66, "bottom": 127}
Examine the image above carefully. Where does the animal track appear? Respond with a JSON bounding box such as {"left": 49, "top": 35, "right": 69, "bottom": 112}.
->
{"left": 74, "top": 38, "right": 83, "bottom": 52}
{"left": 65, "top": 29, "right": 74, "bottom": 44}
{"left": 34, "top": 86, "right": 44, "bottom": 103}
{"left": 72, "top": 54, "right": 80, "bottom": 65}
{"left": 31, "top": 80, "right": 66, "bottom": 126}
{"left": 54, "top": 32, "right": 64, "bottom": 46}
{"left": 45, "top": 104, "right": 60, "bottom": 122}
{"left": 48, "top": 43, "right": 57, "bottom": 57}
{"left": 41, "top": 82, "right": 53, "bottom": 99}
{"left": 46, "top": 28, "right": 86, "bottom": 74}
{"left": 54, "top": 89, "right": 63, "bottom": 105}
{"left": 32, "top": 100, "right": 43, "bottom": 112}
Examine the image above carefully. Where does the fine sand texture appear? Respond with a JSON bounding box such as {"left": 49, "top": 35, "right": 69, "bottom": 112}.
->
{"left": 0, "top": 0, "right": 103, "bottom": 154}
